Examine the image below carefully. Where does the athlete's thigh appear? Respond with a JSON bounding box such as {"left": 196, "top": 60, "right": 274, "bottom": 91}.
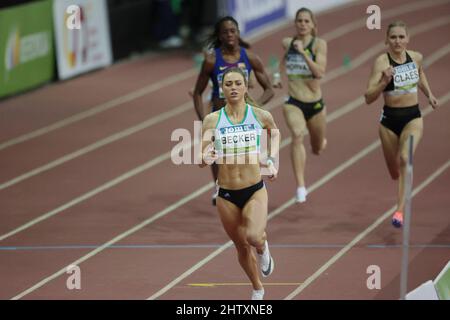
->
{"left": 306, "top": 107, "right": 327, "bottom": 146}
{"left": 241, "top": 187, "right": 268, "bottom": 237}
{"left": 217, "top": 198, "right": 244, "bottom": 243}
{"left": 379, "top": 123, "right": 400, "bottom": 162}
{"left": 399, "top": 117, "right": 423, "bottom": 159}
{"left": 283, "top": 103, "right": 307, "bottom": 137}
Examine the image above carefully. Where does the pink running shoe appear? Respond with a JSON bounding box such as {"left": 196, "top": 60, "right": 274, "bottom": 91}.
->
{"left": 392, "top": 211, "right": 403, "bottom": 228}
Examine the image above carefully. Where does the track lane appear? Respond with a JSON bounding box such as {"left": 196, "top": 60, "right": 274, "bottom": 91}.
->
{"left": 1, "top": 7, "right": 447, "bottom": 240}
{"left": 0, "top": 0, "right": 448, "bottom": 300}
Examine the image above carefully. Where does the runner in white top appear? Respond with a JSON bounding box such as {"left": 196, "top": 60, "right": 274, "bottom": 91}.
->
{"left": 200, "top": 67, "right": 280, "bottom": 300}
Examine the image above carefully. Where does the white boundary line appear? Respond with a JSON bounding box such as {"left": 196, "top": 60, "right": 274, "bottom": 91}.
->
{"left": 147, "top": 140, "right": 380, "bottom": 300}
{"left": 1, "top": 0, "right": 446, "bottom": 152}
{"left": 10, "top": 181, "right": 214, "bottom": 300}
{"left": 285, "top": 159, "right": 450, "bottom": 300}
{"left": 7, "top": 14, "right": 450, "bottom": 303}
{"left": 283, "top": 94, "right": 450, "bottom": 300}
{"left": 11, "top": 99, "right": 443, "bottom": 300}
{"left": 147, "top": 97, "right": 450, "bottom": 300}
{"left": 1, "top": 21, "right": 449, "bottom": 246}
{"left": 2, "top": 14, "right": 449, "bottom": 193}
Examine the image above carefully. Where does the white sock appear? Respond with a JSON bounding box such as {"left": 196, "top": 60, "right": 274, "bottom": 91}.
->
{"left": 296, "top": 186, "right": 308, "bottom": 203}
{"left": 258, "top": 241, "right": 270, "bottom": 266}
{"left": 251, "top": 288, "right": 265, "bottom": 300}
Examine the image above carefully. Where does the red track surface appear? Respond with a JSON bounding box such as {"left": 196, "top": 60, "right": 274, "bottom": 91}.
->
{"left": 0, "top": 0, "right": 449, "bottom": 300}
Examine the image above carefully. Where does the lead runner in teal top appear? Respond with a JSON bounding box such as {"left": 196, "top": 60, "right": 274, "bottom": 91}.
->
{"left": 199, "top": 67, "right": 280, "bottom": 300}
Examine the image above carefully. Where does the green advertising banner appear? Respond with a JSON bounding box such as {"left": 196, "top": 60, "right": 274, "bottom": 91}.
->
{"left": 0, "top": 0, "right": 55, "bottom": 98}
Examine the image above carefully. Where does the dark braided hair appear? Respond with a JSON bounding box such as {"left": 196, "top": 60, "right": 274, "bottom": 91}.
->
{"left": 206, "top": 16, "right": 251, "bottom": 49}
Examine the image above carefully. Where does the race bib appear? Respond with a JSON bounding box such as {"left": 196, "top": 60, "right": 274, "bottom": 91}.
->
{"left": 216, "top": 124, "right": 260, "bottom": 156}
{"left": 393, "top": 62, "right": 419, "bottom": 91}
{"left": 286, "top": 50, "right": 313, "bottom": 79}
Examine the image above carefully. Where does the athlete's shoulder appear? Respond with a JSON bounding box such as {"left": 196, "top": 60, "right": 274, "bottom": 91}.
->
{"left": 203, "top": 110, "right": 220, "bottom": 127}
{"left": 314, "top": 37, "right": 327, "bottom": 46}
{"left": 282, "top": 37, "right": 294, "bottom": 49}
{"left": 375, "top": 53, "right": 389, "bottom": 65}
{"left": 244, "top": 48, "right": 257, "bottom": 59}
{"left": 252, "top": 106, "right": 273, "bottom": 123}
{"left": 313, "top": 37, "right": 327, "bottom": 54}
{"left": 204, "top": 48, "right": 217, "bottom": 64}
{"left": 408, "top": 50, "right": 423, "bottom": 63}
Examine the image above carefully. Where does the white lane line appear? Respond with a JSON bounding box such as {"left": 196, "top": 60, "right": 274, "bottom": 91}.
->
{"left": 1, "top": 32, "right": 449, "bottom": 249}
{"left": 324, "top": 15, "right": 450, "bottom": 82}
{"left": 0, "top": 139, "right": 197, "bottom": 242}
{"left": 147, "top": 141, "right": 381, "bottom": 300}
{"left": 1, "top": 0, "right": 444, "bottom": 152}
{"left": 10, "top": 181, "right": 214, "bottom": 300}
{"left": 0, "top": 101, "right": 191, "bottom": 190}
{"left": 424, "top": 43, "right": 450, "bottom": 67}
{"left": 2, "top": 243, "right": 448, "bottom": 251}
{"left": 283, "top": 94, "right": 450, "bottom": 300}
{"left": 323, "top": 0, "right": 450, "bottom": 41}
{"left": 147, "top": 98, "right": 450, "bottom": 300}
{"left": 5, "top": 83, "right": 390, "bottom": 300}
{"left": 7, "top": 19, "right": 450, "bottom": 302}
{"left": 0, "top": 69, "right": 197, "bottom": 152}
{"left": 285, "top": 159, "right": 450, "bottom": 300}
{"left": 3, "top": 14, "right": 449, "bottom": 192}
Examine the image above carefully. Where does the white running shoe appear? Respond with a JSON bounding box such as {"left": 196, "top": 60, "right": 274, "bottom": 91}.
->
{"left": 296, "top": 186, "right": 308, "bottom": 203}
{"left": 251, "top": 288, "right": 265, "bottom": 300}
{"left": 258, "top": 240, "right": 274, "bottom": 277}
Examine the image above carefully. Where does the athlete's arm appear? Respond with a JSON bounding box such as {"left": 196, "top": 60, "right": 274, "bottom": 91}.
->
{"left": 414, "top": 51, "right": 439, "bottom": 109}
{"left": 272, "top": 38, "right": 292, "bottom": 89}
{"left": 295, "top": 38, "right": 327, "bottom": 79}
{"left": 247, "top": 51, "right": 275, "bottom": 106}
{"left": 199, "top": 113, "right": 218, "bottom": 168}
{"left": 193, "top": 53, "right": 215, "bottom": 120}
{"left": 255, "top": 109, "right": 280, "bottom": 180}
{"left": 365, "top": 54, "right": 393, "bottom": 104}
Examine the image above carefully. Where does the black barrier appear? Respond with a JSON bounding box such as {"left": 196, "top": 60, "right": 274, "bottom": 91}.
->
{"left": 107, "top": 0, "right": 221, "bottom": 60}
{"left": 107, "top": 0, "right": 155, "bottom": 60}
{"left": 0, "top": 0, "right": 34, "bottom": 9}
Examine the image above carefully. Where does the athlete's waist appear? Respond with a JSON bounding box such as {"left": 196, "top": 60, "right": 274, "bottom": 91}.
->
{"left": 286, "top": 95, "right": 323, "bottom": 105}
{"left": 382, "top": 104, "right": 420, "bottom": 117}
{"left": 288, "top": 82, "right": 321, "bottom": 98}
{"left": 218, "top": 179, "right": 264, "bottom": 192}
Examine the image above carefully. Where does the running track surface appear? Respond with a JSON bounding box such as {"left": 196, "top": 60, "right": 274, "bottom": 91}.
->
{"left": 0, "top": 0, "right": 449, "bottom": 300}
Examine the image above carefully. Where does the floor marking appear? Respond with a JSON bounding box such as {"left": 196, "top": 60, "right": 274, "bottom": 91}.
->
{"left": 1, "top": 0, "right": 445, "bottom": 153}
{"left": 147, "top": 99, "right": 449, "bottom": 300}
{"left": 7, "top": 11, "right": 450, "bottom": 301}
{"left": 284, "top": 159, "right": 450, "bottom": 300}
{"left": 187, "top": 282, "right": 302, "bottom": 287}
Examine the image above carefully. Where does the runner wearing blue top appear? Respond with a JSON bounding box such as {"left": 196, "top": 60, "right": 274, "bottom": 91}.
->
{"left": 193, "top": 16, "right": 274, "bottom": 205}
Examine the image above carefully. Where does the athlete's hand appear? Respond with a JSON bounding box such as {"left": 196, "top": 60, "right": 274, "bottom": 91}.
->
{"left": 267, "top": 161, "right": 278, "bottom": 181}
{"left": 429, "top": 95, "right": 439, "bottom": 109}
{"left": 381, "top": 66, "right": 394, "bottom": 85}
{"left": 272, "top": 73, "right": 282, "bottom": 89}
{"left": 293, "top": 39, "right": 305, "bottom": 55}
{"left": 202, "top": 142, "right": 218, "bottom": 165}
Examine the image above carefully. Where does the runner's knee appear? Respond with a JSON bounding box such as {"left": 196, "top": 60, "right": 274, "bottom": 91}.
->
{"left": 292, "top": 131, "right": 305, "bottom": 144}
{"left": 246, "top": 231, "right": 264, "bottom": 248}
{"left": 311, "top": 137, "right": 326, "bottom": 155}
{"left": 399, "top": 153, "right": 408, "bottom": 167}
